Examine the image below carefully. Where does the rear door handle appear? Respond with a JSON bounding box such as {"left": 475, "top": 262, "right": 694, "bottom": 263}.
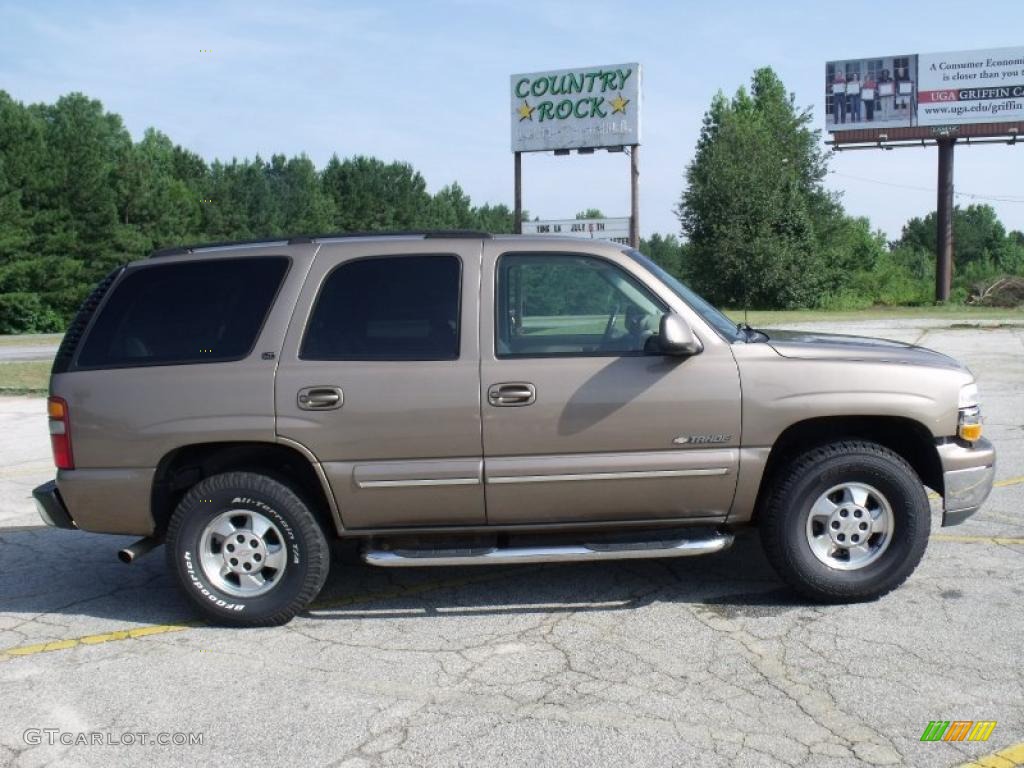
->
{"left": 487, "top": 382, "right": 536, "bottom": 407}
{"left": 297, "top": 386, "right": 344, "bottom": 410}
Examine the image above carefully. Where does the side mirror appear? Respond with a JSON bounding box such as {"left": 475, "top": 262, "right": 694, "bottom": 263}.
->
{"left": 658, "top": 313, "right": 702, "bottom": 356}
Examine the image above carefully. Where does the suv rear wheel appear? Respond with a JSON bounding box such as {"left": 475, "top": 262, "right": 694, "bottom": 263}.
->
{"left": 166, "top": 471, "right": 330, "bottom": 626}
{"left": 760, "top": 441, "right": 930, "bottom": 602}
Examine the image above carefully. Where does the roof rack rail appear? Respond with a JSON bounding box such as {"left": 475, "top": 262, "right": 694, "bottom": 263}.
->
{"left": 148, "top": 230, "right": 493, "bottom": 258}
{"left": 296, "top": 230, "right": 493, "bottom": 241}
{"left": 149, "top": 246, "right": 192, "bottom": 258}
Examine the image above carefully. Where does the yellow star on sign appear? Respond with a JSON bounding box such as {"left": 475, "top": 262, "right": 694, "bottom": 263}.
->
{"left": 610, "top": 93, "right": 630, "bottom": 114}
{"left": 517, "top": 100, "right": 535, "bottom": 121}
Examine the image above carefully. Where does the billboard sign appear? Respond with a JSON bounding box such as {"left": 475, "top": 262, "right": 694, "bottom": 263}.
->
{"left": 917, "top": 47, "right": 1024, "bottom": 126}
{"left": 521, "top": 217, "right": 631, "bottom": 245}
{"left": 510, "top": 63, "right": 641, "bottom": 152}
{"left": 826, "top": 54, "right": 918, "bottom": 130}
{"left": 826, "top": 46, "right": 1024, "bottom": 133}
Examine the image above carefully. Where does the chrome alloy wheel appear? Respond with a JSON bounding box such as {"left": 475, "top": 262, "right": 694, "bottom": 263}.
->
{"left": 198, "top": 509, "right": 288, "bottom": 597}
{"left": 805, "top": 482, "right": 894, "bottom": 571}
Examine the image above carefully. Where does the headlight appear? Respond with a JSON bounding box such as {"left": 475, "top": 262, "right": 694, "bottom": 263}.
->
{"left": 958, "top": 383, "right": 979, "bottom": 409}
{"left": 958, "top": 383, "right": 982, "bottom": 442}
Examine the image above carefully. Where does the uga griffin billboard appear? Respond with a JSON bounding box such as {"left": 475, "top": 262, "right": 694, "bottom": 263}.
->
{"left": 826, "top": 46, "right": 1024, "bottom": 133}
{"left": 917, "top": 47, "right": 1024, "bottom": 126}
{"left": 510, "top": 63, "right": 641, "bottom": 152}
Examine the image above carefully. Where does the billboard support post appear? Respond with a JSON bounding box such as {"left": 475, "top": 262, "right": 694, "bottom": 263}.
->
{"left": 936, "top": 138, "right": 955, "bottom": 302}
{"left": 629, "top": 145, "right": 640, "bottom": 249}
{"left": 514, "top": 151, "right": 522, "bottom": 235}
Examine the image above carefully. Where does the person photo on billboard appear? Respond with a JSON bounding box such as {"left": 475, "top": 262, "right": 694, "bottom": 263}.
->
{"left": 877, "top": 68, "right": 895, "bottom": 121}
{"left": 846, "top": 72, "right": 861, "bottom": 123}
{"left": 861, "top": 72, "right": 876, "bottom": 121}
{"left": 895, "top": 65, "right": 913, "bottom": 115}
{"left": 831, "top": 70, "right": 847, "bottom": 124}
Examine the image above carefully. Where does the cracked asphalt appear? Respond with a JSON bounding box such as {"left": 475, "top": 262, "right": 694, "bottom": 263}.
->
{"left": 0, "top": 320, "right": 1021, "bottom": 767}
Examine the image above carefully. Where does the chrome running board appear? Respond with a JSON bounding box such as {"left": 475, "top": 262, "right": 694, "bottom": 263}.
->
{"left": 362, "top": 530, "right": 734, "bottom": 568}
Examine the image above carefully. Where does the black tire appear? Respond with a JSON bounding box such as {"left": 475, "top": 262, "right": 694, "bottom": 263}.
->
{"left": 165, "top": 471, "right": 330, "bottom": 626}
{"left": 760, "top": 440, "right": 930, "bottom": 602}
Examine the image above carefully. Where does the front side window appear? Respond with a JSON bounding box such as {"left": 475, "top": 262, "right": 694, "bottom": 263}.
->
{"left": 77, "top": 256, "right": 288, "bottom": 368}
{"left": 496, "top": 253, "right": 665, "bottom": 358}
{"left": 301, "top": 254, "right": 461, "bottom": 361}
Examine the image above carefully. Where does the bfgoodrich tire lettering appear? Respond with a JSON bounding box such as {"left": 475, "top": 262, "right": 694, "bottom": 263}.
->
{"left": 166, "top": 472, "right": 329, "bottom": 626}
{"left": 760, "top": 441, "right": 930, "bottom": 602}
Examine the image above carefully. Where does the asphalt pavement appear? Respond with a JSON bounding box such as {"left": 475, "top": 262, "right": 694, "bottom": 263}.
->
{"left": 0, "top": 319, "right": 1021, "bottom": 768}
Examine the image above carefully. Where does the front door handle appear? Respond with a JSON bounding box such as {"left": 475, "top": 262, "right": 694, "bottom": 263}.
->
{"left": 487, "top": 382, "right": 536, "bottom": 407}
{"left": 297, "top": 386, "right": 344, "bottom": 410}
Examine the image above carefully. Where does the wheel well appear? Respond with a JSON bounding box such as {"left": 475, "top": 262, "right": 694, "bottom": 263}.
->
{"left": 151, "top": 442, "right": 336, "bottom": 537}
{"left": 751, "top": 416, "right": 944, "bottom": 523}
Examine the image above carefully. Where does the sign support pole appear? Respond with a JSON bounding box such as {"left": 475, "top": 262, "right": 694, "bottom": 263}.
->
{"left": 513, "top": 151, "right": 522, "bottom": 235}
{"left": 935, "top": 137, "right": 955, "bottom": 303}
{"left": 629, "top": 144, "right": 639, "bottom": 249}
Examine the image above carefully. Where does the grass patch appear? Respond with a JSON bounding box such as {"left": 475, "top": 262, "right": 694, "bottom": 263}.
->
{"left": 0, "top": 361, "right": 50, "bottom": 394}
{"left": 0, "top": 333, "right": 63, "bottom": 348}
{"left": 723, "top": 305, "right": 1024, "bottom": 326}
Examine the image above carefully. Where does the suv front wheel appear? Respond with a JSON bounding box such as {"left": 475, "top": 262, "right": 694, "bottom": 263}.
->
{"left": 166, "top": 472, "right": 330, "bottom": 626}
{"left": 760, "top": 441, "right": 931, "bottom": 602}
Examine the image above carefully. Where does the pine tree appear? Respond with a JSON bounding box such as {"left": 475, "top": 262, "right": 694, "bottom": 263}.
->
{"left": 677, "top": 68, "right": 829, "bottom": 308}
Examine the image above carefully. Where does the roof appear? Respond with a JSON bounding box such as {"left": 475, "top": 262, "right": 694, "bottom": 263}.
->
{"left": 148, "top": 230, "right": 494, "bottom": 258}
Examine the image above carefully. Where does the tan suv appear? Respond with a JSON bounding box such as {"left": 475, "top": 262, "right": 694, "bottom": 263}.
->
{"left": 32, "top": 232, "right": 995, "bottom": 626}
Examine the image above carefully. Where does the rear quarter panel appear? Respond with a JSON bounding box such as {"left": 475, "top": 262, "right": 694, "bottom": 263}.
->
{"left": 49, "top": 245, "right": 315, "bottom": 533}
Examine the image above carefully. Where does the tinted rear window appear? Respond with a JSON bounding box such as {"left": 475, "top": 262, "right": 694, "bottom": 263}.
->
{"left": 77, "top": 256, "right": 288, "bottom": 368}
{"left": 301, "top": 254, "right": 461, "bottom": 360}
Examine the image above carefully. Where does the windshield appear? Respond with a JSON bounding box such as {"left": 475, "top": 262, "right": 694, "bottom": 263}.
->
{"left": 623, "top": 249, "right": 742, "bottom": 342}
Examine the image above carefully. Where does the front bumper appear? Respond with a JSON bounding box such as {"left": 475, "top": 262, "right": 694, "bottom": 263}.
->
{"left": 32, "top": 480, "right": 77, "bottom": 530}
{"left": 937, "top": 437, "right": 996, "bottom": 526}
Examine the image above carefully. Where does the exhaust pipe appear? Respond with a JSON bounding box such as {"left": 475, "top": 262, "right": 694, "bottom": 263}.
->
{"left": 118, "top": 536, "right": 161, "bottom": 564}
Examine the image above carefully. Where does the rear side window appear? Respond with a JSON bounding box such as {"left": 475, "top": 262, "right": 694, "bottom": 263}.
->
{"left": 77, "top": 256, "right": 288, "bottom": 369}
{"left": 301, "top": 254, "right": 461, "bottom": 361}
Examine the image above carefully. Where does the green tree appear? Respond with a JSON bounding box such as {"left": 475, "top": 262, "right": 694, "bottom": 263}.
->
{"left": 0, "top": 91, "right": 528, "bottom": 331}
{"left": 677, "top": 68, "right": 830, "bottom": 309}
{"left": 899, "top": 204, "right": 1021, "bottom": 273}
{"left": 32, "top": 93, "right": 132, "bottom": 266}
{"left": 0, "top": 92, "right": 49, "bottom": 263}
{"left": 269, "top": 153, "right": 335, "bottom": 234}
{"left": 322, "top": 155, "right": 432, "bottom": 231}
{"left": 575, "top": 208, "right": 605, "bottom": 219}
{"left": 116, "top": 128, "right": 200, "bottom": 249}
{"left": 470, "top": 203, "right": 518, "bottom": 233}
{"left": 429, "top": 182, "right": 476, "bottom": 229}
{"left": 640, "top": 233, "right": 688, "bottom": 278}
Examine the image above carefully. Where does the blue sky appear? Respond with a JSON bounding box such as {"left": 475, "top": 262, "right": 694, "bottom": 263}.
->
{"left": 1, "top": 0, "right": 1022, "bottom": 239}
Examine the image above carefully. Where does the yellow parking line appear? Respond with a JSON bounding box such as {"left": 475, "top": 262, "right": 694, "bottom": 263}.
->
{"left": 932, "top": 534, "right": 1024, "bottom": 545}
{"left": 956, "top": 741, "right": 1024, "bottom": 768}
{"left": 1, "top": 622, "right": 196, "bottom": 661}
{"left": 0, "top": 567, "right": 522, "bottom": 662}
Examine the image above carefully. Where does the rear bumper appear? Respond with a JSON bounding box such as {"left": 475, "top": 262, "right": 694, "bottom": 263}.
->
{"left": 937, "top": 438, "right": 996, "bottom": 527}
{"left": 32, "top": 480, "right": 76, "bottom": 530}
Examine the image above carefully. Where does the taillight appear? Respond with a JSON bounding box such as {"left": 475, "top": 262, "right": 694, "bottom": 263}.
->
{"left": 47, "top": 396, "right": 74, "bottom": 470}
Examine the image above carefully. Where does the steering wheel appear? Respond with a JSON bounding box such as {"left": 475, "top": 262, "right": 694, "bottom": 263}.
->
{"left": 599, "top": 301, "right": 621, "bottom": 349}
